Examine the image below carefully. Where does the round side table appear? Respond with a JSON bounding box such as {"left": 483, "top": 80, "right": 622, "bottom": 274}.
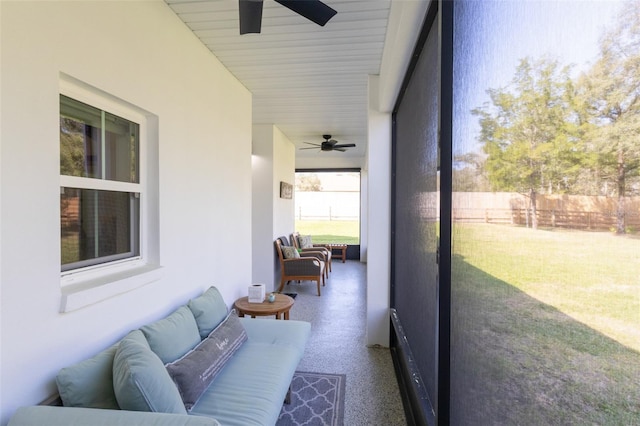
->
{"left": 233, "top": 294, "right": 294, "bottom": 320}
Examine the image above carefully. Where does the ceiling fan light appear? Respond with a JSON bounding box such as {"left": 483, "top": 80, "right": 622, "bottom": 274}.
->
{"left": 299, "top": 135, "right": 354, "bottom": 153}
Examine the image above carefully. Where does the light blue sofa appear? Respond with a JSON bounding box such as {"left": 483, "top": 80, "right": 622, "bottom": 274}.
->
{"left": 8, "top": 287, "right": 310, "bottom": 426}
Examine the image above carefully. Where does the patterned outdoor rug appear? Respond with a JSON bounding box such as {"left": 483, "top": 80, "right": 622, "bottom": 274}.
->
{"left": 277, "top": 371, "right": 346, "bottom": 426}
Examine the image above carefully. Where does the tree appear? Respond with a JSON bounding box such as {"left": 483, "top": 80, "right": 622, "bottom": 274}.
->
{"left": 60, "top": 117, "right": 86, "bottom": 177}
{"left": 577, "top": 1, "right": 640, "bottom": 234}
{"left": 453, "top": 152, "right": 491, "bottom": 192}
{"left": 295, "top": 173, "right": 322, "bottom": 191}
{"left": 473, "top": 57, "right": 581, "bottom": 229}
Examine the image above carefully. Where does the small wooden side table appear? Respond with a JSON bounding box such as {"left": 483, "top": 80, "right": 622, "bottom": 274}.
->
{"left": 325, "top": 244, "right": 348, "bottom": 263}
{"left": 233, "top": 294, "right": 294, "bottom": 320}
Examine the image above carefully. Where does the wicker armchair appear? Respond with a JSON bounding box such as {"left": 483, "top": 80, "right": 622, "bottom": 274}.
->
{"left": 275, "top": 237, "right": 326, "bottom": 296}
{"left": 290, "top": 232, "right": 332, "bottom": 274}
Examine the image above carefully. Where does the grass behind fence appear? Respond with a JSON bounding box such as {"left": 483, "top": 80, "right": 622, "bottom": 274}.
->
{"left": 452, "top": 223, "right": 640, "bottom": 424}
{"left": 295, "top": 220, "right": 359, "bottom": 244}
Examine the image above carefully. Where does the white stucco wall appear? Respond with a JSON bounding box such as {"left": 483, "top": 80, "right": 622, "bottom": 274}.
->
{"left": 273, "top": 127, "right": 296, "bottom": 240}
{"left": 251, "top": 124, "right": 295, "bottom": 291}
{"left": 0, "top": 2, "right": 252, "bottom": 423}
{"left": 366, "top": 76, "right": 392, "bottom": 346}
{"left": 252, "top": 125, "right": 276, "bottom": 289}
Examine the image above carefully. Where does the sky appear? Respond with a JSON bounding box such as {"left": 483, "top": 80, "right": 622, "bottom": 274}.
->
{"left": 453, "top": 0, "right": 625, "bottom": 156}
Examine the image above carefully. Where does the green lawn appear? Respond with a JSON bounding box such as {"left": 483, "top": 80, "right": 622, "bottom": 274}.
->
{"left": 452, "top": 223, "right": 640, "bottom": 424}
{"left": 295, "top": 220, "right": 359, "bottom": 244}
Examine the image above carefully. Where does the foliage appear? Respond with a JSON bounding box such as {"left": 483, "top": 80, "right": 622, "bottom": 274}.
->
{"left": 453, "top": 152, "right": 491, "bottom": 191}
{"left": 577, "top": 1, "right": 640, "bottom": 232}
{"left": 473, "top": 57, "right": 581, "bottom": 228}
{"left": 471, "top": 4, "right": 640, "bottom": 232}
{"left": 60, "top": 117, "right": 86, "bottom": 177}
{"left": 295, "top": 173, "right": 322, "bottom": 191}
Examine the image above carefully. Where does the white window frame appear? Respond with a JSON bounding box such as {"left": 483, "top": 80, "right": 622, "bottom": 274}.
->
{"left": 59, "top": 75, "right": 160, "bottom": 312}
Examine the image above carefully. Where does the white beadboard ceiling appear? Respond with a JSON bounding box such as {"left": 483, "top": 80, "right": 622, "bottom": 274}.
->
{"left": 166, "top": 0, "right": 393, "bottom": 166}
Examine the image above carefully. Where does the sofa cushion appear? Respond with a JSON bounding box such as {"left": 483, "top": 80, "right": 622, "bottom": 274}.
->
{"left": 281, "top": 246, "right": 300, "bottom": 259}
{"left": 166, "top": 310, "right": 247, "bottom": 410}
{"left": 140, "top": 305, "right": 201, "bottom": 364}
{"left": 8, "top": 406, "right": 220, "bottom": 426}
{"left": 190, "top": 319, "right": 310, "bottom": 426}
{"left": 188, "top": 286, "right": 229, "bottom": 339}
{"left": 112, "top": 330, "right": 186, "bottom": 414}
{"left": 56, "top": 344, "right": 119, "bottom": 409}
{"left": 238, "top": 317, "right": 310, "bottom": 357}
{"left": 298, "top": 234, "right": 313, "bottom": 249}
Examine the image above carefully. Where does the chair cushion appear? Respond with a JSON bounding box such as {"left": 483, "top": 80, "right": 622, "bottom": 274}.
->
{"left": 112, "top": 330, "right": 186, "bottom": 414}
{"left": 281, "top": 246, "right": 300, "bottom": 259}
{"left": 298, "top": 235, "right": 313, "bottom": 249}
{"left": 56, "top": 344, "right": 119, "bottom": 409}
{"left": 140, "top": 305, "right": 202, "bottom": 364}
{"left": 188, "top": 286, "right": 229, "bottom": 339}
{"left": 166, "top": 310, "right": 247, "bottom": 410}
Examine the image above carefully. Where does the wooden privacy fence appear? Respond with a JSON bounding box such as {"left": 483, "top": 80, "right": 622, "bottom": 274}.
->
{"left": 452, "top": 193, "right": 640, "bottom": 230}
{"left": 453, "top": 208, "right": 640, "bottom": 230}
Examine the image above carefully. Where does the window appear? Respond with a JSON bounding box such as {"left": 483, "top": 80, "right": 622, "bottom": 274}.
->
{"left": 60, "top": 95, "right": 141, "bottom": 273}
{"left": 58, "top": 76, "right": 160, "bottom": 312}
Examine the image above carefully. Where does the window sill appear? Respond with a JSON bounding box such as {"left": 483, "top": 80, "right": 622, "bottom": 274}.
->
{"left": 60, "top": 264, "right": 162, "bottom": 313}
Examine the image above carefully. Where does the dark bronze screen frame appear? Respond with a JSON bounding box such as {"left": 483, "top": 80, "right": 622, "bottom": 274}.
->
{"left": 389, "top": 1, "right": 453, "bottom": 425}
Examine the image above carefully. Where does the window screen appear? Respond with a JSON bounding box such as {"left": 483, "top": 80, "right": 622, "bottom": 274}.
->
{"left": 451, "top": 1, "right": 640, "bottom": 423}
{"left": 391, "top": 10, "right": 440, "bottom": 413}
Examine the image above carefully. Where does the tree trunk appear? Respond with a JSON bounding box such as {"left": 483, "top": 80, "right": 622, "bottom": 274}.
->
{"left": 616, "top": 150, "right": 626, "bottom": 234}
{"left": 530, "top": 188, "right": 538, "bottom": 230}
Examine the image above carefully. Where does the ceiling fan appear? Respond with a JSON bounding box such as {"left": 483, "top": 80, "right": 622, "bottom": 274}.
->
{"left": 300, "top": 135, "right": 356, "bottom": 152}
{"left": 239, "top": 0, "right": 337, "bottom": 35}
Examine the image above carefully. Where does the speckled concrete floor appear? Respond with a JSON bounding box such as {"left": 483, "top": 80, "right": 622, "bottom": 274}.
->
{"left": 283, "top": 260, "right": 407, "bottom": 426}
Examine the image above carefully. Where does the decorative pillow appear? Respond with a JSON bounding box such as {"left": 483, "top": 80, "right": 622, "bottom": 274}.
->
{"left": 56, "top": 344, "right": 120, "bottom": 409}
{"left": 166, "top": 310, "right": 248, "bottom": 410}
{"left": 299, "top": 234, "right": 313, "bottom": 249}
{"left": 140, "top": 305, "right": 202, "bottom": 364}
{"left": 281, "top": 245, "right": 300, "bottom": 259}
{"left": 188, "top": 286, "right": 229, "bottom": 339}
{"left": 112, "top": 330, "right": 186, "bottom": 414}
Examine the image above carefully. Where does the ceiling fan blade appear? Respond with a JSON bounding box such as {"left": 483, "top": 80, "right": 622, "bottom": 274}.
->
{"left": 274, "top": 0, "right": 337, "bottom": 26}
{"left": 303, "top": 142, "right": 321, "bottom": 146}
{"left": 333, "top": 144, "right": 356, "bottom": 148}
{"left": 333, "top": 148, "right": 347, "bottom": 152}
{"left": 300, "top": 147, "right": 320, "bottom": 150}
{"left": 327, "top": 139, "right": 338, "bottom": 146}
{"left": 239, "top": 0, "right": 263, "bottom": 34}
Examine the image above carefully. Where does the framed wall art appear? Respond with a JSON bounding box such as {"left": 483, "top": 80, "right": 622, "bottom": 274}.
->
{"left": 280, "top": 181, "right": 293, "bottom": 199}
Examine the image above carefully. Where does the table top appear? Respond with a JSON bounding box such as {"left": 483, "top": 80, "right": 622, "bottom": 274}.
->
{"left": 233, "top": 294, "right": 294, "bottom": 316}
{"left": 325, "top": 243, "right": 347, "bottom": 248}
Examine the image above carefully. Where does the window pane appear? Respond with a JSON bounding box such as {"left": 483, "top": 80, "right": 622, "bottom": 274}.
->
{"left": 60, "top": 95, "right": 139, "bottom": 183}
{"left": 61, "top": 188, "right": 139, "bottom": 270}
{"left": 294, "top": 172, "right": 360, "bottom": 244}
{"left": 60, "top": 96, "right": 101, "bottom": 178}
{"left": 452, "top": 1, "right": 640, "bottom": 424}
{"left": 104, "top": 110, "right": 139, "bottom": 183}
